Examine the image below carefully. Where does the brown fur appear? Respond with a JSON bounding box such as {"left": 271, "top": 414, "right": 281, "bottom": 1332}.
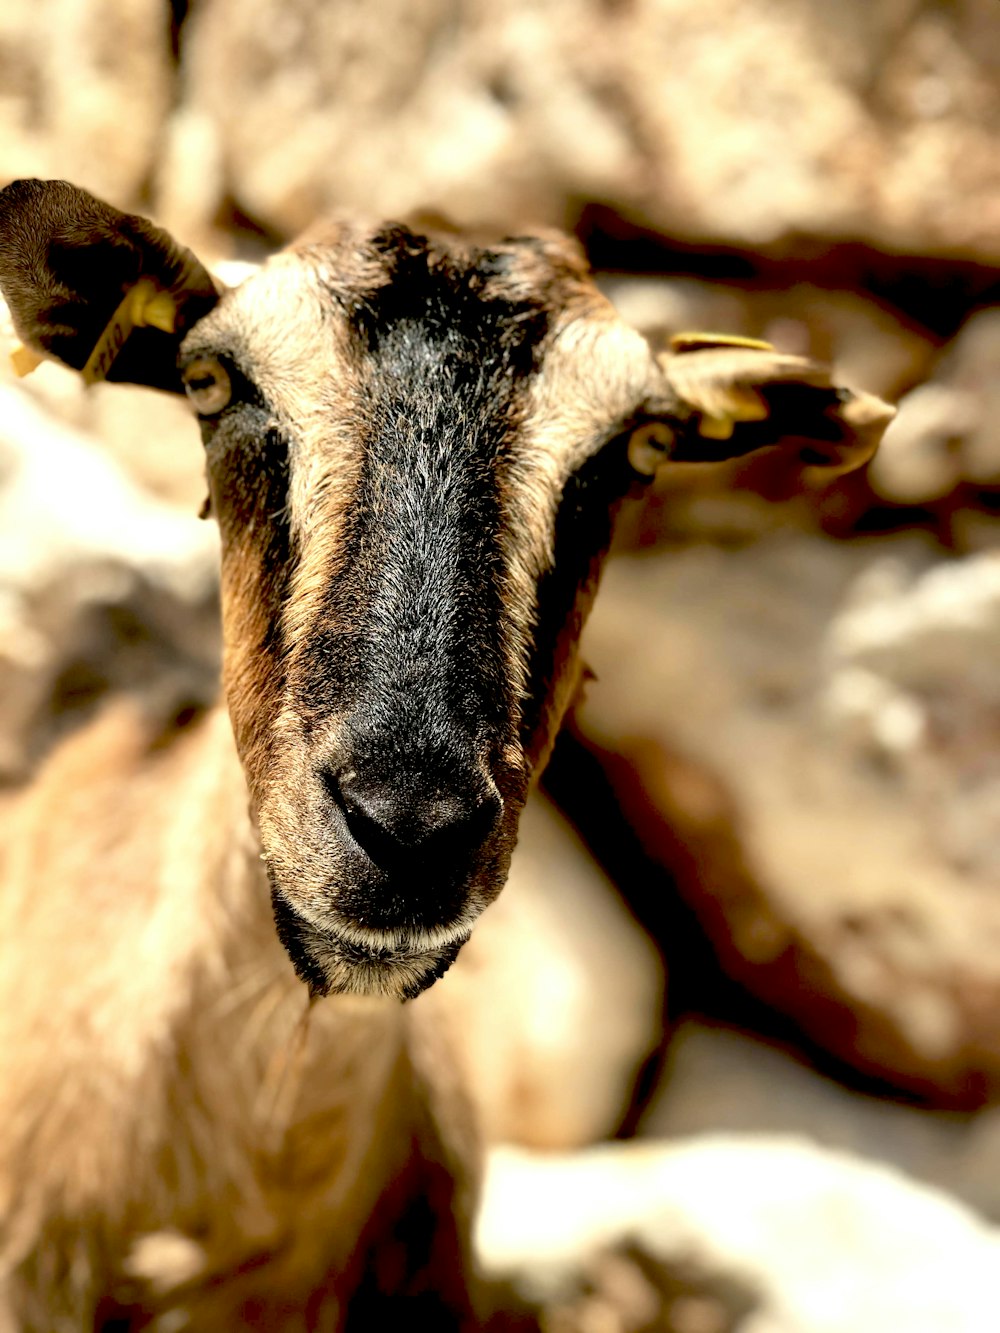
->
{"left": 0, "top": 704, "right": 481, "bottom": 1330}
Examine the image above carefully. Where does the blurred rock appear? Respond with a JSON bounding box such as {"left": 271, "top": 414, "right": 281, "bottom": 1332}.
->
{"left": 529, "top": 1245, "right": 756, "bottom": 1333}
{"left": 575, "top": 537, "right": 1000, "bottom": 1105}
{"left": 641, "top": 1021, "right": 1000, "bottom": 1227}
{"left": 477, "top": 1135, "right": 1000, "bottom": 1332}
{"left": 0, "top": 384, "right": 219, "bottom": 782}
{"left": 824, "top": 549, "right": 1000, "bottom": 881}
{"left": 1, "top": 0, "right": 998, "bottom": 267}
{"left": 601, "top": 278, "right": 932, "bottom": 406}
{"left": 951, "top": 311, "right": 1000, "bottom": 486}
{"left": 0, "top": 0, "right": 172, "bottom": 208}
{"left": 167, "top": 0, "right": 1000, "bottom": 264}
{"left": 88, "top": 383, "right": 211, "bottom": 512}
{"left": 422, "top": 791, "right": 665, "bottom": 1149}
{"left": 870, "top": 308, "right": 1000, "bottom": 505}
{"left": 868, "top": 382, "right": 970, "bottom": 504}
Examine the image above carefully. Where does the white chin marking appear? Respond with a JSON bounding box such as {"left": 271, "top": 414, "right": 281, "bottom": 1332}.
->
{"left": 330, "top": 908, "right": 483, "bottom": 955}
{"left": 271, "top": 888, "right": 481, "bottom": 998}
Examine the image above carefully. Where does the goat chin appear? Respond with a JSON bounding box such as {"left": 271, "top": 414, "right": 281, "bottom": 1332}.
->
{"left": 269, "top": 887, "right": 469, "bottom": 1000}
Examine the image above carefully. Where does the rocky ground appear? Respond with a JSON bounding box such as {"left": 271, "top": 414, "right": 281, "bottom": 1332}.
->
{"left": 3, "top": 2, "right": 1000, "bottom": 1328}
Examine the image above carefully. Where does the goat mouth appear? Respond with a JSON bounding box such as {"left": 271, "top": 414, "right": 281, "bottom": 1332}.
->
{"left": 270, "top": 888, "right": 468, "bottom": 1000}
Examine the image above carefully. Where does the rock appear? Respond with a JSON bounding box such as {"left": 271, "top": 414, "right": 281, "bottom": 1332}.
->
{"left": 640, "top": 1020, "right": 1000, "bottom": 1227}
{"left": 1, "top": 0, "right": 999, "bottom": 266}
{"left": 824, "top": 550, "right": 1000, "bottom": 883}
{"left": 949, "top": 311, "right": 1000, "bottom": 486}
{"left": 476, "top": 1135, "right": 1000, "bottom": 1332}
{"left": 0, "top": 0, "right": 172, "bottom": 209}
{"left": 869, "top": 308, "right": 1000, "bottom": 505}
{"left": 169, "top": 0, "right": 1000, "bottom": 263}
{"left": 573, "top": 537, "right": 1000, "bottom": 1104}
{"left": 0, "top": 384, "right": 219, "bottom": 781}
{"left": 867, "top": 382, "right": 971, "bottom": 504}
{"left": 85, "top": 384, "right": 210, "bottom": 513}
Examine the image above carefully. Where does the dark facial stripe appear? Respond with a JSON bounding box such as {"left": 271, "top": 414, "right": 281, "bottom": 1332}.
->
{"left": 518, "top": 432, "right": 637, "bottom": 756}
{"left": 294, "top": 348, "right": 513, "bottom": 759}
{"left": 203, "top": 402, "right": 296, "bottom": 769}
{"left": 289, "top": 232, "right": 556, "bottom": 770}
{"left": 207, "top": 407, "right": 295, "bottom": 636}
{"left": 346, "top": 226, "right": 551, "bottom": 380}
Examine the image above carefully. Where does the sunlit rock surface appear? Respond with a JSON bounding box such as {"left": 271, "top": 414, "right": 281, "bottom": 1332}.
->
{"left": 871, "top": 308, "right": 1000, "bottom": 507}
{"left": 478, "top": 1135, "right": 1000, "bottom": 1332}
{"left": 576, "top": 537, "right": 1000, "bottom": 1105}
{"left": 0, "top": 383, "right": 218, "bottom": 781}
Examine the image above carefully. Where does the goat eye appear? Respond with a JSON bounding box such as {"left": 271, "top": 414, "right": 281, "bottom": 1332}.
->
{"left": 182, "top": 357, "right": 232, "bottom": 415}
{"left": 627, "top": 421, "right": 674, "bottom": 478}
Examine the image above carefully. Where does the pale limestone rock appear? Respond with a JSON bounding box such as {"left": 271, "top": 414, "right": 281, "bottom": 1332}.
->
{"left": 0, "top": 385, "right": 218, "bottom": 780}
{"left": 168, "top": 0, "right": 1000, "bottom": 263}
{"left": 868, "top": 383, "right": 971, "bottom": 504}
{"left": 576, "top": 538, "right": 1000, "bottom": 1102}
{"left": 0, "top": 0, "right": 172, "bottom": 209}
{"left": 1, "top": 0, "right": 999, "bottom": 265}
{"left": 870, "top": 309, "right": 1000, "bottom": 505}
{"left": 642, "top": 1021, "right": 1000, "bottom": 1227}
{"left": 477, "top": 1135, "right": 1000, "bottom": 1332}
{"left": 825, "top": 550, "right": 1000, "bottom": 881}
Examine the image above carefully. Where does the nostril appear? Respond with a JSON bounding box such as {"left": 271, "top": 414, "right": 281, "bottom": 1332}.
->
{"left": 324, "top": 766, "right": 502, "bottom": 873}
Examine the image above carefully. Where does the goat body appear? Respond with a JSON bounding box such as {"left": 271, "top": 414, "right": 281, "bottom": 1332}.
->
{"left": 0, "top": 179, "right": 893, "bottom": 1329}
{"left": 1, "top": 702, "right": 481, "bottom": 1328}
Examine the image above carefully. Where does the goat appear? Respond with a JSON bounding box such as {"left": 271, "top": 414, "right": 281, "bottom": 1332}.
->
{"left": 0, "top": 178, "right": 893, "bottom": 1331}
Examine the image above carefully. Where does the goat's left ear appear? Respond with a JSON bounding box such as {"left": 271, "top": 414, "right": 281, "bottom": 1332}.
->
{"left": 0, "top": 179, "right": 220, "bottom": 393}
{"left": 631, "top": 333, "right": 894, "bottom": 478}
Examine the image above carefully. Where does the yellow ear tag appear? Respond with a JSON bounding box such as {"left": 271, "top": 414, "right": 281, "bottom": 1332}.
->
{"left": 9, "top": 342, "right": 45, "bottom": 377}
{"left": 670, "top": 332, "right": 776, "bottom": 354}
{"left": 696, "top": 389, "right": 770, "bottom": 439}
{"left": 80, "top": 278, "right": 179, "bottom": 385}
{"left": 696, "top": 414, "right": 738, "bottom": 441}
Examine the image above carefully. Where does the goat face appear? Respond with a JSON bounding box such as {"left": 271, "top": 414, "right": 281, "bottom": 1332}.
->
{"left": 180, "top": 223, "right": 654, "bottom": 997}
{"left": 0, "top": 181, "right": 893, "bottom": 1000}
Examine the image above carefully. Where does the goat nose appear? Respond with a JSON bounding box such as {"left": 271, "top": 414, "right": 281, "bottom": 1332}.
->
{"left": 329, "top": 769, "right": 502, "bottom": 872}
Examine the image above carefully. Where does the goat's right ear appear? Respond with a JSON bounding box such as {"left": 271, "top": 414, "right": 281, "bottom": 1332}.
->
{"left": 0, "top": 179, "right": 220, "bottom": 393}
{"left": 633, "top": 334, "right": 895, "bottom": 478}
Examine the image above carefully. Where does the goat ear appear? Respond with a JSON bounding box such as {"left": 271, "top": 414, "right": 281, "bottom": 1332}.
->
{"left": 631, "top": 333, "right": 894, "bottom": 477}
{"left": 0, "top": 179, "right": 220, "bottom": 393}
